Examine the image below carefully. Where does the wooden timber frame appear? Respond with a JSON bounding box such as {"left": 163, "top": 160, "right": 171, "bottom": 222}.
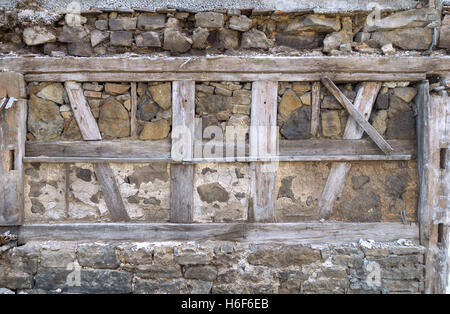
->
{"left": 0, "top": 55, "right": 449, "bottom": 293}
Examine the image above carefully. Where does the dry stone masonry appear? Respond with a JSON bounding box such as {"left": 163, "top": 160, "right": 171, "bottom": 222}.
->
{"left": 0, "top": 4, "right": 449, "bottom": 56}
{"left": 0, "top": 239, "right": 425, "bottom": 294}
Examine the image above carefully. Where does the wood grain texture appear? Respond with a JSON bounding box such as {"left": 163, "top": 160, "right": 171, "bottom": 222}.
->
{"left": 321, "top": 77, "right": 392, "bottom": 154}
{"left": 310, "top": 82, "right": 321, "bottom": 137}
{"left": 24, "top": 139, "right": 415, "bottom": 163}
{"left": 130, "top": 82, "right": 138, "bottom": 138}
{"left": 93, "top": 163, "right": 130, "bottom": 222}
{"left": 0, "top": 99, "right": 26, "bottom": 226}
{"left": 0, "top": 56, "right": 448, "bottom": 74}
{"left": 171, "top": 81, "right": 195, "bottom": 223}
{"left": 249, "top": 81, "right": 278, "bottom": 222}
{"left": 0, "top": 72, "right": 26, "bottom": 98}
{"left": 23, "top": 72, "right": 426, "bottom": 83}
{"left": 17, "top": 222, "right": 419, "bottom": 244}
{"left": 65, "top": 81, "right": 102, "bottom": 141}
{"left": 318, "top": 82, "right": 381, "bottom": 220}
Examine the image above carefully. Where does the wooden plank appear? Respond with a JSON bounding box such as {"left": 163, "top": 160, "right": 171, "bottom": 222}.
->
{"left": 130, "top": 82, "right": 138, "bottom": 138}
{"left": 249, "top": 81, "right": 278, "bottom": 222}
{"left": 0, "top": 72, "right": 26, "bottom": 98}
{"left": 321, "top": 77, "right": 393, "bottom": 155}
{"left": 65, "top": 83, "right": 129, "bottom": 222}
{"left": 171, "top": 81, "right": 195, "bottom": 223}
{"left": 65, "top": 81, "right": 102, "bottom": 141}
{"left": 0, "top": 99, "right": 26, "bottom": 226}
{"left": 93, "top": 163, "right": 130, "bottom": 222}
{"left": 416, "top": 82, "right": 444, "bottom": 294}
{"left": 310, "top": 82, "right": 321, "bottom": 137}
{"left": 0, "top": 56, "right": 448, "bottom": 74}
{"left": 318, "top": 82, "right": 382, "bottom": 219}
{"left": 24, "top": 139, "right": 415, "bottom": 163}
{"left": 17, "top": 222, "right": 419, "bottom": 244}
{"left": 23, "top": 72, "right": 426, "bottom": 83}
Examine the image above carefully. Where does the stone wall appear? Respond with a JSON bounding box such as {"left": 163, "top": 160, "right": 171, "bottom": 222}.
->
{"left": 0, "top": 239, "right": 425, "bottom": 294}
{"left": 0, "top": 5, "right": 447, "bottom": 56}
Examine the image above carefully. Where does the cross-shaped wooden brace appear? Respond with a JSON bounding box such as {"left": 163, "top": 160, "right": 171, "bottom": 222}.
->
{"left": 321, "top": 77, "right": 394, "bottom": 155}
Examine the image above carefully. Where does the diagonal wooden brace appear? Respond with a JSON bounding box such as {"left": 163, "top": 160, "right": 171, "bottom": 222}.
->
{"left": 321, "top": 77, "right": 393, "bottom": 155}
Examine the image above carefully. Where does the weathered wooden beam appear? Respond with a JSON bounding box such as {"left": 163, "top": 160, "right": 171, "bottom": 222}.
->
{"left": 24, "top": 139, "right": 415, "bottom": 163}
{"left": 0, "top": 56, "right": 448, "bottom": 74}
{"left": 23, "top": 72, "right": 426, "bottom": 83}
{"left": 65, "top": 82, "right": 130, "bottom": 222}
{"left": 130, "top": 82, "right": 138, "bottom": 138}
{"left": 170, "top": 81, "right": 195, "bottom": 223}
{"left": 0, "top": 99, "right": 27, "bottom": 226}
{"left": 249, "top": 81, "right": 278, "bottom": 222}
{"left": 310, "top": 82, "right": 321, "bottom": 137}
{"left": 17, "top": 222, "right": 419, "bottom": 244}
{"left": 322, "top": 77, "right": 393, "bottom": 155}
{"left": 318, "top": 82, "right": 381, "bottom": 220}
{"left": 64, "top": 81, "right": 102, "bottom": 141}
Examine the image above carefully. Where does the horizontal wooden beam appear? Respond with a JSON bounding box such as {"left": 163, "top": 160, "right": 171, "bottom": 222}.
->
{"left": 0, "top": 56, "right": 448, "bottom": 74}
{"left": 24, "top": 139, "right": 415, "bottom": 163}
{"left": 23, "top": 72, "right": 426, "bottom": 82}
{"left": 17, "top": 222, "right": 419, "bottom": 244}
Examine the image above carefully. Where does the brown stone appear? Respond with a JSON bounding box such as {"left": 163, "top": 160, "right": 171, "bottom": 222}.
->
{"left": 99, "top": 97, "right": 130, "bottom": 138}
{"left": 135, "top": 31, "right": 161, "bottom": 47}
{"left": 110, "top": 31, "right": 133, "bottom": 46}
{"left": 139, "top": 119, "right": 171, "bottom": 140}
{"left": 228, "top": 15, "right": 252, "bottom": 32}
{"left": 197, "top": 183, "right": 230, "bottom": 203}
{"left": 285, "top": 15, "right": 341, "bottom": 33}
{"left": 28, "top": 95, "right": 64, "bottom": 140}
{"left": 163, "top": 29, "right": 192, "bottom": 53}
{"left": 36, "top": 83, "right": 64, "bottom": 105}
{"left": 241, "top": 30, "right": 271, "bottom": 49}
{"left": 219, "top": 29, "right": 239, "bottom": 50}
{"left": 105, "top": 83, "right": 130, "bottom": 96}
{"left": 371, "top": 28, "right": 432, "bottom": 50}
{"left": 84, "top": 90, "right": 102, "bottom": 98}
{"left": 321, "top": 110, "right": 341, "bottom": 137}
{"left": 393, "top": 87, "right": 417, "bottom": 103}
{"left": 276, "top": 33, "right": 323, "bottom": 49}
{"left": 149, "top": 83, "right": 171, "bottom": 110}
{"left": 278, "top": 89, "right": 302, "bottom": 121}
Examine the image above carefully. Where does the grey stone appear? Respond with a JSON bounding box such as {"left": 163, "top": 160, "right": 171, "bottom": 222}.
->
{"left": 375, "top": 92, "right": 389, "bottom": 110}
{"left": 385, "top": 171, "right": 410, "bottom": 199}
{"left": 241, "top": 30, "right": 271, "bottom": 49}
{"left": 337, "top": 189, "right": 382, "bottom": 222}
{"left": 364, "top": 8, "right": 438, "bottom": 32}
{"left": 95, "top": 19, "right": 108, "bottom": 30}
{"left": 174, "top": 249, "right": 212, "bottom": 265}
{"left": 163, "top": 28, "right": 192, "bottom": 53}
{"left": 137, "top": 94, "right": 159, "bottom": 121}
{"left": 110, "top": 31, "right": 133, "bottom": 46}
{"left": 34, "top": 269, "right": 132, "bottom": 293}
{"left": 386, "top": 97, "right": 416, "bottom": 140}
{"left": 439, "top": 23, "right": 450, "bottom": 50}
{"left": 134, "top": 278, "right": 158, "bottom": 293}
{"left": 136, "top": 264, "right": 182, "bottom": 279}
{"left": 67, "top": 42, "right": 93, "bottom": 56}
{"left": 247, "top": 245, "right": 321, "bottom": 267}
{"left": 90, "top": 30, "right": 109, "bottom": 47}
{"left": 137, "top": 14, "right": 166, "bottom": 31}
{"left": 219, "top": 29, "right": 239, "bottom": 49}
{"left": 277, "top": 176, "right": 296, "bottom": 201}
{"left": 28, "top": 95, "right": 64, "bottom": 141}
{"left": 351, "top": 176, "right": 370, "bottom": 190}
{"left": 77, "top": 243, "right": 119, "bottom": 269}
{"left": 184, "top": 266, "right": 217, "bottom": 281}
{"left": 135, "top": 31, "right": 161, "bottom": 47}
{"left": 41, "top": 247, "right": 76, "bottom": 268}
{"left": 23, "top": 26, "right": 56, "bottom": 45}
{"left": 197, "top": 182, "right": 230, "bottom": 203}
{"left": 228, "top": 15, "right": 252, "bottom": 32}
{"left": 188, "top": 280, "right": 213, "bottom": 294}
{"left": 197, "top": 94, "right": 229, "bottom": 113}
{"left": 285, "top": 15, "right": 341, "bottom": 33}
{"left": 58, "top": 26, "right": 88, "bottom": 43}
{"left": 321, "top": 95, "right": 342, "bottom": 109}
{"left": 280, "top": 106, "right": 311, "bottom": 140}
{"left": 371, "top": 28, "right": 432, "bottom": 50}
{"left": 109, "top": 18, "right": 137, "bottom": 31}
{"left": 0, "top": 288, "right": 14, "bottom": 294}
{"left": 276, "top": 33, "right": 323, "bottom": 49}
{"left": 195, "top": 12, "right": 224, "bottom": 28}
{"left": 192, "top": 27, "right": 210, "bottom": 49}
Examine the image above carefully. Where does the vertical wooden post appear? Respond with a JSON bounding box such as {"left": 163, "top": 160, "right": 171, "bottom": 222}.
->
{"left": 249, "top": 81, "right": 278, "bottom": 222}
{"left": 0, "top": 72, "right": 26, "bottom": 226}
{"left": 318, "top": 82, "right": 381, "bottom": 219}
{"left": 170, "top": 81, "right": 195, "bottom": 223}
{"left": 130, "top": 82, "right": 138, "bottom": 138}
{"left": 418, "top": 84, "right": 450, "bottom": 294}
{"left": 310, "top": 82, "right": 321, "bottom": 137}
